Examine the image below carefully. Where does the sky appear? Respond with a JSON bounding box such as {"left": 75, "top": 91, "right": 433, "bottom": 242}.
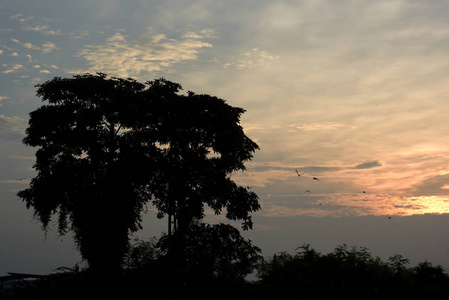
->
{"left": 2, "top": 0, "right": 449, "bottom": 276}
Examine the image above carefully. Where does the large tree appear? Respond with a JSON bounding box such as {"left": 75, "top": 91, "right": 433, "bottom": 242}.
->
{"left": 18, "top": 73, "right": 260, "bottom": 276}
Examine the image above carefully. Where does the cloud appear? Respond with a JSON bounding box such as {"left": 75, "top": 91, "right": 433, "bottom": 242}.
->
{"left": 10, "top": 14, "right": 33, "bottom": 22}
{"left": 288, "top": 122, "right": 345, "bottom": 131}
{"left": 31, "top": 77, "right": 41, "bottom": 84}
{"left": 0, "top": 115, "right": 27, "bottom": 140}
{"left": 385, "top": 27, "right": 449, "bottom": 41}
{"left": 222, "top": 48, "right": 280, "bottom": 69}
{"left": 10, "top": 38, "right": 59, "bottom": 53}
{"left": 42, "top": 42, "right": 59, "bottom": 53}
{"left": 408, "top": 174, "right": 449, "bottom": 196}
{"left": 21, "top": 42, "right": 40, "bottom": 51}
{"left": 72, "top": 28, "right": 214, "bottom": 78}
{"left": 11, "top": 38, "right": 40, "bottom": 51}
{"left": 182, "top": 29, "right": 216, "bottom": 39}
{"left": 353, "top": 161, "right": 382, "bottom": 169}
{"left": 22, "top": 25, "right": 62, "bottom": 36}
{"left": 0, "top": 96, "right": 9, "bottom": 107}
{"left": 69, "top": 30, "right": 92, "bottom": 39}
{"left": 242, "top": 123, "right": 265, "bottom": 133}
{"left": 8, "top": 154, "right": 35, "bottom": 160}
{"left": 10, "top": 14, "right": 23, "bottom": 19}
{"left": 259, "top": 192, "right": 449, "bottom": 218}
{"left": 2, "top": 64, "right": 24, "bottom": 74}
{"left": 22, "top": 25, "right": 49, "bottom": 32}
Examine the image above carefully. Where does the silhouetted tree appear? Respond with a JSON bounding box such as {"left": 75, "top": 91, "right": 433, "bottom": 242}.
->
{"left": 142, "top": 78, "right": 260, "bottom": 284}
{"left": 146, "top": 79, "right": 260, "bottom": 232}
{"left": 18, "top": 73, "right": 260, "bottom": 279}
{"left": 18, "top": 73, "right": 156, "bottom": 277}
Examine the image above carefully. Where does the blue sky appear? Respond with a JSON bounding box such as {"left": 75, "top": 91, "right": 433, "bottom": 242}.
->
{"left": 2, "top": 0, "right": 449, "bottom": 275}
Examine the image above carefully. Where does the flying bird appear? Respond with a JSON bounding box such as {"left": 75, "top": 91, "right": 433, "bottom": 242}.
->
{"left": 313, "top": 177, "right": 319, "bottom": 181}
{"left": 388, "top": 216, "right": 392, "bottom": 219}
{"left": 305, "top": 190, "right": 311, "bottom": 193}
{"left": 295, "top": 169, "right": 305, "bottom": 177}
{"left": 15, "top": 178, "right": 26, "bottom": 181}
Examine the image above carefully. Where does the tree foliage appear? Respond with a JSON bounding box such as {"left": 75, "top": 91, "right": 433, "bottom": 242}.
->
{"left": 120, "top": 223, "right": 262, "bottom": 298}
{"left": 157, "top": 222, "right": 262, "bottom": 281}
{"left": 255, "top": 244, "right": 449, "bottom": 299}
{"left": 17, "top": 73, "right": 260, "bottom": 275}
{"left": 145, "top": 80, "right": 260, "bottom": 233}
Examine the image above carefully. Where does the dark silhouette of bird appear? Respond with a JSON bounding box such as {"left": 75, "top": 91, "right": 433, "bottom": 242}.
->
{"left": 363, "top": 191, "right": 366, "bottom": 193}
{"left": 295, "top": 169, "right": 305, "bottom": 177}
{"left": 388, "top": 216, "right": 392, "bottom": 219}
{"left": 313, "top": 177, "right": 319, "bottom": 181}
{"left": 15, "top": 178, "right": 26, "bottom": 181}
{"left": 319, "top": 202, "right": 322, "bottom": 205}
{"left": 305, "top": 190, "right": 311, "bottom": 193}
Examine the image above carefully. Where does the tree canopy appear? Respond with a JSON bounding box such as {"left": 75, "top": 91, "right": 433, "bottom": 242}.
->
{"left": 18, "top": 73, "right": 260, "bottom": 275}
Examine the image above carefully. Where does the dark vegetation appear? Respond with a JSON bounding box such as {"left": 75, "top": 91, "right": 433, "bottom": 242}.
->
{"left": 7, "top": 74, "right": 449, "bottom": 299}
{"left": 4, "top": 241, "right": 449, "bottom": 299}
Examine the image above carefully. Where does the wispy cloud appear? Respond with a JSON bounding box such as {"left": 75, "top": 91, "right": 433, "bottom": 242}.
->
{"left": 222, "top": 48, "right": 280, "bottom": 69}
{"left": 353, "top": 161, "right": 382, "bottom": 169}
{"left": 41, "top": 42, "right": 59, "bottom": 53}
{"left": 10, "top": 14, "right": 34, "bottom": 22}
{"left": 2, "top": 64, "right": 24, "bottom": 74}
{"left": 22, "top": 25, "right": 61, "bottom": 36}
{"left": 8, "top": 154, "right": 35, "bottom": 160}
{"left": 22, "top": 25, "right": 49, "bottom": 32}
{"left": 288, "top": 122, "right": 345, "bottom": 131}
{"left": 10, "top": 38, "right": 59, "bottom": 53}
{"left": 0, "top": 115, "right": 27, "bottom": 140}
{"left": 71, "top": 28, "right": 214, "bottom": 78}
{"left": 182, "top": 29, "right": 216, "bottom": 39}
{"left": 260, "top": 193, "right": 449, "bottom": 218}
{"left": 0, "top": 95, "right": 9, "bottom": 107}
{"left": 0, "top": 95, "right": 10, "bottom": 101}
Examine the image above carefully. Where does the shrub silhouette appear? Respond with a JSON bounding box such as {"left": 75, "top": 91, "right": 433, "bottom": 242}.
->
{"left": 255, "top": 244, "right": 449, "bottom": 299}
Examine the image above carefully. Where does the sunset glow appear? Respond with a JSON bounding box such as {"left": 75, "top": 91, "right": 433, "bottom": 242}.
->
{"left": 258, "top": 194, "right": 449, "bottom": 218}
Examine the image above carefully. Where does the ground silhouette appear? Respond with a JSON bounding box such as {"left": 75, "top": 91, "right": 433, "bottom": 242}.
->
{"left": 4, "top": 242, "right": 449, "bottom": 300}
